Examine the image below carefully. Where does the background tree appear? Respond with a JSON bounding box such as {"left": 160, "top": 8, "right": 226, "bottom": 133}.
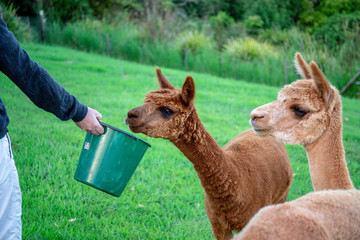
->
{"left": 40, "top": 0, "right": 90, "bottom": 23}
{"left": 299, "top": 0, "right": 360, "bottom": 32}
{"left": 1, "top": 0, "right": 37, "bottom": 17}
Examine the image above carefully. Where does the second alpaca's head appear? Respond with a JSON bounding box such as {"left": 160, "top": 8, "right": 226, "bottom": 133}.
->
{"left": 249, "top": 52, "right": 341, "bottom": 145}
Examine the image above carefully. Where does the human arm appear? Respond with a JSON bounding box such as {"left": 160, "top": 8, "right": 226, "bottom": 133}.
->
{"left": 0, "top": 18, "right": 103, "bottom": 135}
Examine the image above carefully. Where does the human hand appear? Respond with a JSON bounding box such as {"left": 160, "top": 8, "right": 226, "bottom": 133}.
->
{"left": 75, "top": 107, "right": 104, "bottom": 135}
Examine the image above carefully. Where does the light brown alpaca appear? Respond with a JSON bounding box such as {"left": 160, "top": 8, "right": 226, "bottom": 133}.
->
{"left": 233, "top": 189, "right": 360, "bottom": 240}
{"left": 125, "top": 68, "right": 292, "bottom": 240}
{"left": 250, "top": 53, "right": 354, "bottom": 191}
{"left": 233, "top": 53, "right": 359, "bottom": 240}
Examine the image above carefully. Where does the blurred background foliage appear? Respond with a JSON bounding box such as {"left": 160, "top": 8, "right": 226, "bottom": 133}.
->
{"left": 0, "top": 0, "right": 359, "bottom": 97}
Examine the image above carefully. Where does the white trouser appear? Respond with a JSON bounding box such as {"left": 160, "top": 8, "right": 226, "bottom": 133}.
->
{"left": 0, "top": 134, "right": 22, "bottom": 240}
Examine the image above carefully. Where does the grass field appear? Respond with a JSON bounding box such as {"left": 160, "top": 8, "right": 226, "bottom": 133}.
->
{"left": 1, "top": 43, "right": 359, "bottom": 239}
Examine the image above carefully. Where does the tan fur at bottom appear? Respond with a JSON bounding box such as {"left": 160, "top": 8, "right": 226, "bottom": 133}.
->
{"left": 233, "top": 189, "right": 360, "bottom": 240}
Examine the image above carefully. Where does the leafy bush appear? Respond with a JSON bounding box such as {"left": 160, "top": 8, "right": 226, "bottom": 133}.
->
{"left": 0, "top": 3, "right": 31, "bottom": 42}
{"left": 258, "top": 28, "right": 290, "bottom": 45}
{"left": 209, "top": 11, "right": 234, "bottom": 51}
{"left": 313, "top": 11, "right": 360, "bottom": 69}
{"left": 226, "top": 21, "right": 247, "bottom": 39}
{"left": 241, "top": 0, "right": 296, "bottom": 30}
{"left": 42, "top": 0, "right": 90, "bottom": 23}
{"left": 314, "top": 11, "right": 360, "bottom": 50}
{"left": 224, "top": 37, "right": 278, "bottom": 60}
{"left": 176, "top": 30, "right": 212, "bottom": 56}
{"left": 338, "top": 23, "right": 360, "bottom": 68}
{"left": 244, "top": 15, "right": 264, "bottom": 35}
{"left": 300, "top": 0, "right": 360, "bottom": 32}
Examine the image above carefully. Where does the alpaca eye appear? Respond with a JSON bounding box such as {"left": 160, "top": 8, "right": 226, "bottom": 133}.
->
{"left": 159, "top": 107, "right": 174, "bottom": 118}
{"left": 293, "top": 108, "right": 308, "bottom": 118}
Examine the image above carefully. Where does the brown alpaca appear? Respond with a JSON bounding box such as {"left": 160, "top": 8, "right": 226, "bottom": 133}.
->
{"left": 250, "top": 53, "right": 354, "bottom": 191}
{"left": 125, "top": 68, "right": 293, "bottom": 240}
{"left": 233, "top": 189, "right": 360, "bottom": 240}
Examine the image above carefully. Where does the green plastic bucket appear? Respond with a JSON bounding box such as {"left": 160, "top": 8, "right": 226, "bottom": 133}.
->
{"left": 74, "top": 122, "right": 151, "bottom": 197}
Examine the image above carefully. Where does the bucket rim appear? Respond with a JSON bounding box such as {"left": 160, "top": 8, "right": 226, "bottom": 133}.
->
{"left": 100, "top": 122, "right": 151, "bottom": 147}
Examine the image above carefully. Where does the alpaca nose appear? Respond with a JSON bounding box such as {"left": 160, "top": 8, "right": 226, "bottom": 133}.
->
{"left": 125, "top": 108, "right": 140, "bottom": 125}
{"left": 127, "top": 109, "right": 139, "bottom": 119}
{"left": 250, "top": 110, "right": 266, "bottom": 121}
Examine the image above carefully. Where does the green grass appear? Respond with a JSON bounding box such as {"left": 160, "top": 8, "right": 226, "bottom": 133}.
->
{"left": 1, "top": 44, "right": 359, "bottom": 239}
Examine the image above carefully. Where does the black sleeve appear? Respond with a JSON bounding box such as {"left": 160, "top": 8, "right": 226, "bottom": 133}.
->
{"left": 0, "top": 18, "right": 87, "bottom": 122}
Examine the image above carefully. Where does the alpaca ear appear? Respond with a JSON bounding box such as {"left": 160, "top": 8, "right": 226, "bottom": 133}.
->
{"left": 310, "top": 61, "right": 332, "bottom": 105}
{"left": 181, "top": 75, "right": 195, "bottom": 106}
{"left": 294, "top": 52, "right": 312, "bottom": 80}
{"left": 156, "top": 68, "right": 175, "bottom": 89}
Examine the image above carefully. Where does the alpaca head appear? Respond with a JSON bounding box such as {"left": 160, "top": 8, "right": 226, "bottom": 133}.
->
{"left": 125, "top": 68, "right": 197, "bottom": 142}
{"left": 250, "top": 52, "right": 341, "bottom": 145}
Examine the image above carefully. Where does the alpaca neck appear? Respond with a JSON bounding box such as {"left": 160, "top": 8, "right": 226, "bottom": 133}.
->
{"left": 304, "top": 104, "right": 354, "bottom": 191}
{"left": 170, "top": 110, "right": 237, "bottom": 201}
